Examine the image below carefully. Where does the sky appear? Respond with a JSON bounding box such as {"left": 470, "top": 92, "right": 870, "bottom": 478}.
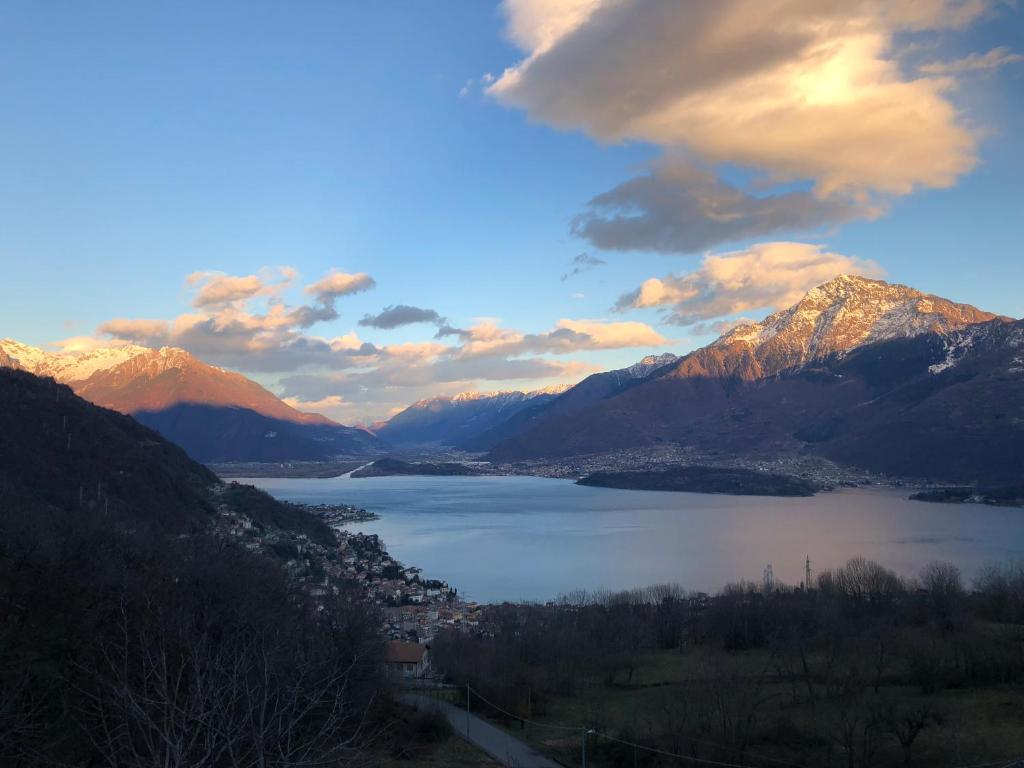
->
{"left": 1, "top": 0, "right": 1022, "bottom": 424}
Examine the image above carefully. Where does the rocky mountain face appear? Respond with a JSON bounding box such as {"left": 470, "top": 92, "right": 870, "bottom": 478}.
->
{"left": 667, "top": 275, "right": 1004, "bottom": 382}
{"left": 374, "top": 387, "right": 569, "bottom": 447}
{"left": 73, "top": 346, "right": 335, "bottom": 425}
{"left": 485, "top": 277, "right": 1022, "bottom": 484}
{"left": 375, "top": 352, "right": 682, "bottom": 451}
{"left": 460, "top": 352, "right": 680, "bottom": 451}
{"left": 0, "top": 340, "right": 382, "bottom": 462}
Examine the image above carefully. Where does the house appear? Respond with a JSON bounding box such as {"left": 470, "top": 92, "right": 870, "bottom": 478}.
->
{"left": 384, "top": 641, "right": 430, "bottom": 680}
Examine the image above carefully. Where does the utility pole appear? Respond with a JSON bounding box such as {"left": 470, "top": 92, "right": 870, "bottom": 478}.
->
{"left": 805, "top": 555, "right": 813, "bottom": 591}
{"left": 582, "top": 727, "right": 587, "bottom": 768}
{"left": 466, "top": 685, "right": 470, "bottom": 739}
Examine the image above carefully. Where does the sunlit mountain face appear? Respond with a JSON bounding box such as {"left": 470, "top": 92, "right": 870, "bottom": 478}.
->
{"left": 0, "top": 339, "right": 383, "bottom": 462}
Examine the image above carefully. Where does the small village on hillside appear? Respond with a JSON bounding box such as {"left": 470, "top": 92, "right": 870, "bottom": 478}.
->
{"left": 212, "top": 499, "right": 481, "bottom": 648}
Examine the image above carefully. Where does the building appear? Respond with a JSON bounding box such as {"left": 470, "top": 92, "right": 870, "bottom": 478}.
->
{"left": 384, "top": 641, "right": 431, "bottom": 680}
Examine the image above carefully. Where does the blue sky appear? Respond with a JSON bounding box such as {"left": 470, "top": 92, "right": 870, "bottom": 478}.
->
{"left": 1, "top": 1, "right": 1021, "bottom": 422}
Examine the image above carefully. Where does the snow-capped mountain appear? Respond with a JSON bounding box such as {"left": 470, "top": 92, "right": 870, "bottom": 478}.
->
{"left": 485, "top": 276, "right": 1022, "bottom": 483}
{"left": 0, "top": 339, "right": 150, "bottom": 383}
{"left": 0, "top": 340, "right": 322, "bottom": 424}
{"left": 680, "top": 275, "right": 1003, "bottom": 381}
{"left": 0, "top": 339, "right": 382, "bottom": 462}
{"left": 621, "top": 352, "right": 680, "bottom": 380}
{"left": 376, "top": 351, "right": 679, "bottom": 450}
{"left": 458, "top": 352, "right": 681, "bottom": 452}
{"left": 374, "top": 386, "right": 569, "bottom": 447}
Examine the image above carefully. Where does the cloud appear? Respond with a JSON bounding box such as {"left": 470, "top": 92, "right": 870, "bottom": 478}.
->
{"left": 434, "top": 324, "right": 473, "bottom": 340}
{"left": 571, "top": 161, "right": 877, "bottom": 253}
{"left": 278, "top": 357, "right": 596, "bottom": 410}
{"left": 94, "top": 267, "right": 383, "bottom": 372}
{"left": 919, "top": 46, "right": 1024, "bottom": 75}
{"left": 358, "top": 304, "right": 447, "bottom": 329}
{"left": 188, "top": 273, "right": 264, "bottom": 307}
{"left": 51, "top": 335, "right": 141, "bottom": 353}
{"left": 282, "top": 394, "right": 350, "bottom": 413}
{"left": 491, "top": 0, "right": 981, "bottom": 199}
{"left": 305, "top": 270, "right": 376, "bottom": 303}
{"left": 615, "top": 241, "right": 883, "bottom": 325}
{"left": 560, "top": 252, "right": 607, "bottom": 280}
{"left": 454, "top": 317, "right": 668, "bottom": 358}
{"left": 186, "top": 267, "right": 296, "bottom": 308}
{"left": 83, "top": 265, "right": 665, "bottom": 423}
{"left": 96, "top": 318, "right": 171, "bottom": 345}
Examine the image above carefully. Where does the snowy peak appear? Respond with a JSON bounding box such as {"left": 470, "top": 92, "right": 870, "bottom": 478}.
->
{"left": 0, "top": 338, "right": 150, "bottom": 382}
{"left": 413, "top": 384, "right": 574, "bottom": 410}
{"left": 625, "top": 353, "right": 679, "bottom": 378}
{"left": 0, "top": 338, "right": 337, "bottom": 427}
{"left": 376, "top": 384, "right": 575, "bottom": 446}
{"left": 700, "top": 275, "right": 1004, "bottom": 379}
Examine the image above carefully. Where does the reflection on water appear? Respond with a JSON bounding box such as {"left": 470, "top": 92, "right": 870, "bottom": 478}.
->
{"left": 243, "top": 475, "right": 1024, "bottom": 604}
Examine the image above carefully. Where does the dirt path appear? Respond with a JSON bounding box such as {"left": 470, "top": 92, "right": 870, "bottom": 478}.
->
{"left": 401, "top": 694, "right": 563, "bottom": 768}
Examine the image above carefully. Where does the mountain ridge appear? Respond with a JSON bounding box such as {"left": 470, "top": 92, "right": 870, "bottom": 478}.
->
{"left": 0, "top": 339, "right": 383, "bottom": 462}
{"left": 484, "top": 276, "right": 1021, "bottom": 483}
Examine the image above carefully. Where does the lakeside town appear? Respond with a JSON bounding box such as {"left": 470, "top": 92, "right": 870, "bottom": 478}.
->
{"left": 211, "top": 498, "right": 481, "bottom": 644}
{"left": 210, "top": 445, "right": 910, "bottom": 490}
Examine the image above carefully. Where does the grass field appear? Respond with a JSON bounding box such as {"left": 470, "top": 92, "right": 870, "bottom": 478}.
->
{"left": 457, "top": 647, "right": 1024, "bottom": 768}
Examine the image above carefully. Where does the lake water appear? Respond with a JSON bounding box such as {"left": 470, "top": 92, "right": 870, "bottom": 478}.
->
{"left": 242, "top": 475, "right": 1024, "bottom": 603}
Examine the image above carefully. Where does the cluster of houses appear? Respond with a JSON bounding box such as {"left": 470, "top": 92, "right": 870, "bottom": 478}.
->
{"left": 382, "top": 600, "right": 483, "bottom": 643}
{"left": 213, "top": 502, "right": 478, "bottom": 681}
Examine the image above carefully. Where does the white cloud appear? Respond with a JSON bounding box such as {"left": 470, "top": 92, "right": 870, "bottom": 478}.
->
{"left": 81, "top": 266, "right": 665, "bottom": 423}
{"left": 615, "top": 241, "right": 883, "bottom": 325}
{"left": 188, "top": 273, "right": 264, "bottom": 307}
{"left": 305, "top": 270, "right": 376, "bottom": 302}
{"left": 453, "top": 317, "right": 668, "bottom": 358}
{"left": 488, "top": 0, "right": 1000, "bottom": 253}
{"left": 491, "top": 0, "right": 981, "bottom": 198}
{"left": 186, "top": 267, "right": 296, "bottom": 308}
{"left": 919, "top": 46, "right": 1024, "bottom": 75}
{"left": 282, "top": 394, "right": 350, "bottom": 412}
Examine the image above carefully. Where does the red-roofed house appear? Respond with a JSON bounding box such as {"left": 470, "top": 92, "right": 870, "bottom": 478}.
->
{"left": 384, "top": 641, "right": 431, "bottom": 680}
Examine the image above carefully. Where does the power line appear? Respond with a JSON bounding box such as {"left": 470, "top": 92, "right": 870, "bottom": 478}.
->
{"left": 589, "top": 729, "right": 762, "bottom": 768}
{"left": 465, "top": 685, "right": 809, "bottom": 768}
{"left": 464, "top": 684, "right": 1020, "bottom": 768}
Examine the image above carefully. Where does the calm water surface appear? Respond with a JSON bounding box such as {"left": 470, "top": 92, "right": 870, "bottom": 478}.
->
{"left": 242, "top": 475, "right": 1024, "bottom": 603}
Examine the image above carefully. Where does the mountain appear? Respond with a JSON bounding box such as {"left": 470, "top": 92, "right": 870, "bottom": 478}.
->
{"left": 0, "top": 367, "right": 381, "bottom": 765}
{"left": 672, "top": 275, "right": 1001, "bottom": 381}
{"left": 0, "top": 366, "right": 216, "bottom": 527}
{"left": 486, "top": 277, "right": 1022, "bottom": 483}
{"left": 460, "top": 352, "right": 680, "bottom": 451}
{"left": 0, "top": 340, "right": 382, "bottom": 462}
{"left": 374, "top": 386, "right": 569, "bottom": 447}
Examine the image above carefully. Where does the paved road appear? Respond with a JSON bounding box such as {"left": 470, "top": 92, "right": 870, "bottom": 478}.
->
{"left": 401, "top": 694, "right": 563, "bottom": 768}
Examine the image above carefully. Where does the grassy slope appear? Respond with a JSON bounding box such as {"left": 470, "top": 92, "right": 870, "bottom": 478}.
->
{"left": 463, "top": 648, "right": 1024, "bottom": 768}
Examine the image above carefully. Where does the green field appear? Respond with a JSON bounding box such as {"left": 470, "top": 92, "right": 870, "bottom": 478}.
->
{"left": 457, "top": 647, "right": 1024, "bottom": 768}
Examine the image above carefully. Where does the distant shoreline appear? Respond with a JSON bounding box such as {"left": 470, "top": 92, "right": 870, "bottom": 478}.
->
{"left": 910, "top": 485, "right": 1024, "bottom": 507}
{"left": 577, "top": 465, "right": 823, "bottom": 497}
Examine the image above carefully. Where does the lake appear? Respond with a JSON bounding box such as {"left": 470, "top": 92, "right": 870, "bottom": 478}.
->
{"left": 242, "top": 475, "right": 1024, "bottom": 603}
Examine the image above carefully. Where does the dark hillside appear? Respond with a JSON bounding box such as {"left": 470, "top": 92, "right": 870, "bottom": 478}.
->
{"left": 0, "top": 368, "right": 215, "bottom": 529}
{"left": 0, "top": 368, "right": 384, "bottom": 765}
{"left": 135, "top": 402, "right": 381, "bottom": 463}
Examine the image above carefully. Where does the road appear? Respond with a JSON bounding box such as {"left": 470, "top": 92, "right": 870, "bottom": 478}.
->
{"left": 401, "top": 694, "right": 563, "bottom": 768}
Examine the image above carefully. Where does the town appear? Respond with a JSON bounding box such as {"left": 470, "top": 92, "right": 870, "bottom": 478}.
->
{"left": 211, "top": 498, "right": 482, "bottom": 644}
